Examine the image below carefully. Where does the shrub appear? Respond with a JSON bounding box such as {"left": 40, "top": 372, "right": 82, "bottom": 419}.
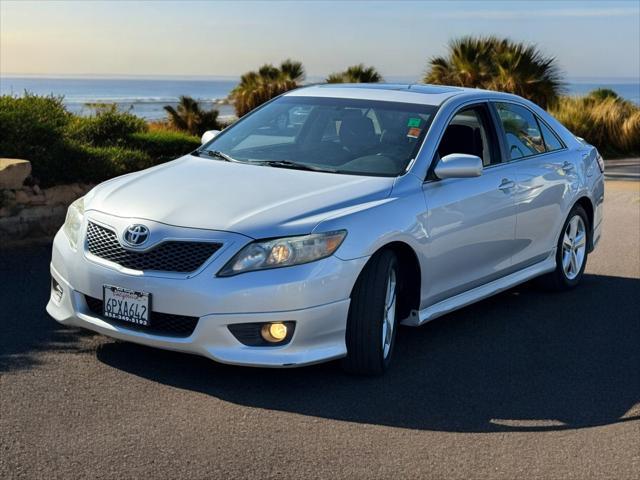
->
{"left": 64, "top": 141, "right": 152, "bottom": 183}
{"left": 127, "top": 130, "right": 200, "bottom": 163}
{"left": 66, "top": 105, "right": 147, "bottom": 147}
{"left": 550, "top": 93, "right": 640, "bottom": 157}
{"left": 0, "top": 94, "right": 72, "bottom": 185}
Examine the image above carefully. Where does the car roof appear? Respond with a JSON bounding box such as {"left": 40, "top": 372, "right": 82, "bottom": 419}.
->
{"left": 284, "top": 83, "right": 515, "bottom": 106}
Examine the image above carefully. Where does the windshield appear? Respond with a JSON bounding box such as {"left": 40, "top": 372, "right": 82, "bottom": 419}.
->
{"left": 200, "top": 96, "right": 438, "bottom": 176}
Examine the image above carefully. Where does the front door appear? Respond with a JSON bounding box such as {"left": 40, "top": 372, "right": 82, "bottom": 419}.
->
{"left": 421, "top": 104, "right": 519, "bottom": 306}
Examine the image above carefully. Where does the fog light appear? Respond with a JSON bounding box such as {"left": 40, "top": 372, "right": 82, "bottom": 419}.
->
{"left": 51, "top": 277, "right": 64, "bottom": 303}
{"left": 261, "top": 322, "right": 288, "bottom": 343}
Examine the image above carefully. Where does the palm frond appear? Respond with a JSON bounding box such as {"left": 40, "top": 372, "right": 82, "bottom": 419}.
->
{"left": 424, "top": 36, "right": 564, "bottom": 108}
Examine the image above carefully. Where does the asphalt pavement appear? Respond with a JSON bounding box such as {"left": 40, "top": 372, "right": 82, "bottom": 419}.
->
{"left": 604, "top": 158, "right": 640, "bottom": 181}
{"left": 1, "top": 181, "right": 639, "bottom": 479}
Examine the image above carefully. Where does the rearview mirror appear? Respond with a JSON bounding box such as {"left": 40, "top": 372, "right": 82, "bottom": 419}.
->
{"left": 201, "top": 130, "right": 221, "bottom": 145}
{"left": 434, "top": 153, "right": 483, "bottom": 179}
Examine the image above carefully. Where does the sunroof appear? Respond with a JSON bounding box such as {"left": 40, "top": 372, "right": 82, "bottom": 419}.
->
{"left": 316, "top": 83, "right": 462, "bottom": 94}
{"left": 407, "top": 84, "right": 461, "bottom": 94}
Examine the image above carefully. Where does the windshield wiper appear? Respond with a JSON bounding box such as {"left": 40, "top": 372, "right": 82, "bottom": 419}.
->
{"left": 260, "top": 160, "right": 338, "bottom": 173}
{"left": 203, "top": 150, "right": 244, "bottom": 163}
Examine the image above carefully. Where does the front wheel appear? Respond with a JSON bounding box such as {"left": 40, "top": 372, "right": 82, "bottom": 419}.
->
{"left": 537, "top": 205, "right": 589, "bottom": 290}
{"left": 342, "top": 250, "right": 399, "bottom": 375}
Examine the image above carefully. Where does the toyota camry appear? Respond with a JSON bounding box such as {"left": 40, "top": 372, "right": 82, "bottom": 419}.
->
{"left": 47, "top": 84, "right": 605, "bottom": 375}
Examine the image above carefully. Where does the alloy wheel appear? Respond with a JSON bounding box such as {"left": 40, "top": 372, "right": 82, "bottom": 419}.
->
{"left": 562, "top": 215, "right": 587, "bottom": 280}
{"left": 381, "top": 268, "right": 397, "bottom": 359}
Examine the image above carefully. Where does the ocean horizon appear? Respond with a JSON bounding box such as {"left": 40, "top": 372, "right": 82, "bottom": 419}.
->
{"left": 1, "top": 75, "right": 638, "bottom": 121}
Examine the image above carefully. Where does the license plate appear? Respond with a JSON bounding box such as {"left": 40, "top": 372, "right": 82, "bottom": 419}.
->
{"left": 103, "top": 285, "right": 150, "bottom": 326}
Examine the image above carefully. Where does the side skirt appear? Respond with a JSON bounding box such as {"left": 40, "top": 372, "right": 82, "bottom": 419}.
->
{"left": 401, "top": 252, "right": 557, "bottom": 327}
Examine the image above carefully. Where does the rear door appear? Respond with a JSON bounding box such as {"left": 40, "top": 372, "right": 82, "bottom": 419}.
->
{"left": 492, "top": 102, "right": 576, "bottom": 269}
{"left": 421, "top": 103, "right": 521, "bottom": 306}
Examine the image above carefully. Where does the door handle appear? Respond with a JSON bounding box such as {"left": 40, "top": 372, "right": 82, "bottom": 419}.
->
{"left": 498, "top": 178, "right": 515, "bottom": 191}
{"left": 562, "top": 161, "right": 575, "bottom": 172}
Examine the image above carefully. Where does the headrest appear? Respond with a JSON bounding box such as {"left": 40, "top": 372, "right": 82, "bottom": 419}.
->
{"left": 340, "top": 113, "right": 377, "bottom": 152}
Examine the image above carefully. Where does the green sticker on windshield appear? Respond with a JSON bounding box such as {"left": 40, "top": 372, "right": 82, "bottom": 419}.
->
{"left": 407, "top": 117, "right": 421, "bottom": 127}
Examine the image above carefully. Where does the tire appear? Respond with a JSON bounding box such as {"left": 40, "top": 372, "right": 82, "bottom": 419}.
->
{"left": 342, "top": 250, "right": 399, "bottom": 375}
{"left": 536, "top": 204, "right": 590, "bottom": 291}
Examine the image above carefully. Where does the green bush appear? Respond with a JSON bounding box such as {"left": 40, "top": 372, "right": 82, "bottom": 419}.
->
{"left": 0, "top": 94, "right": 73, "bottom": 185}
{"left": 127, "top": 130, "right": 200, "bottom": 163}
{"left": 550, "top": 92, "right": 640, "bottom": 157}
{"left": 0, "top": 95, "right": 180, "bottom": 185}
{"left": 66, "top": 105, "right": 147, "bottom": 147}
{"left": 64, "top": 141, "right": 152, "bottom": 183}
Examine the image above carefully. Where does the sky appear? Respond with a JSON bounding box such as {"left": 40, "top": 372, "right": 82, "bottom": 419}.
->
{"left": 1, "top": 0, "right": 639, "bottom": 80}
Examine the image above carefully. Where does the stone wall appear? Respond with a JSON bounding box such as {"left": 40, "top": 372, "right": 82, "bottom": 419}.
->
{"left": 0, "top": 159, "right": 93, "bottom": 247}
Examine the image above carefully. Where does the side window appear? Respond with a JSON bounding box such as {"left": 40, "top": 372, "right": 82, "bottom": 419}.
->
{"left": 437, "top": 106, "right": 498, "bottom": 167}
{"left": 495, "top": 103, "right": 546, "bottom": 160}
{"left": 538, "top": 120, "right": 564, "bottom": 152}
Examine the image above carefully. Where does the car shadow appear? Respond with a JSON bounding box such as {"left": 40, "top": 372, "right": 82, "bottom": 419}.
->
{"left": 96, "top": 273, "right": 640, "bottom": 433}
{"left": 0, "top": 243, "right": 99, "bottom": 373}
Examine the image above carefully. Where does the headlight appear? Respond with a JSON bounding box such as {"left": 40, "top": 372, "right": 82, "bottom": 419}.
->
{"left": 218, "top": 230, "right": 347, "bottom": 276}
{"left": 63, "top": 196, "right": 85, "bottom": 249}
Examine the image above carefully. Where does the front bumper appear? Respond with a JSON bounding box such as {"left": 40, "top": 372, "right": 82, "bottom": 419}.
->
{"left": 46, "top": 219, "right": 368, "bottom": 367}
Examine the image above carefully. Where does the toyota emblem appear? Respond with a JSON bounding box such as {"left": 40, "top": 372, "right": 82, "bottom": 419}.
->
{"left": 123, "top": 224, "right": 150, "bottom": 246}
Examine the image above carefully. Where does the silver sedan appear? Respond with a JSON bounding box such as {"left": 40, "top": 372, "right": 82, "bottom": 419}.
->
{"left": 47, "top": 84, "right": 605, "bottom": 375}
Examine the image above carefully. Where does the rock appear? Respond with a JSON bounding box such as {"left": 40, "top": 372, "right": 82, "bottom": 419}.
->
{"left": 0, "top": 159, "right": 32, "bottom": 189}
{"left": 44, "top": 185, "right": 81, "bottom": 206}
{"left": 2, "top": 190, "right": 16, "bottom": 202}
{"left": 14, "top": 189, "right": 30, "bottom": 204}
{"left": 32, "top": 185, "right": 42, "bottom": 195}
{"left": 29, "top": 194, "right": 47, "bottom": 206}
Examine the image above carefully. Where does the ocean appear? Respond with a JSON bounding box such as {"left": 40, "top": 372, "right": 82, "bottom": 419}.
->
{"left": 1, "top": 76, "right": 638, "bottom": 121}
{"left": 0, "top": 76, "right": 238, "bottom": 120}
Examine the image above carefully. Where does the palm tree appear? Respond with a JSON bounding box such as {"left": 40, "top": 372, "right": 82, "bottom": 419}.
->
{"left": 424, "top": 37, "right": 564, "bottom": 109}
{"left": 588, "top": 88, "right": 620, "bottom": 102}
{"left": 326, "top": 64, "right": 383, "bottom": 83}
{"left": 164, "top": 96, "right": 222, "bottom": 136}
{"left": 230, "top": 59, "right": 305, "bottom": 117}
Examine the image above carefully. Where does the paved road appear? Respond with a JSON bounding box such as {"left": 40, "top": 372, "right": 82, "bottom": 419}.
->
{"left": 1, "top": 181, "right": 639, "bottom": 479}
{"left": 604, "top": 158, "right": 640, "bottom": 181}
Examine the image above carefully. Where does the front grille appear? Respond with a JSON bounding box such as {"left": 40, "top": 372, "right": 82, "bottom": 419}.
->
{"left": 86, "top": 222, "right": 221, "bottom": 273}
{"left": 84, "top": 295, "right": 199, "bottom": 337}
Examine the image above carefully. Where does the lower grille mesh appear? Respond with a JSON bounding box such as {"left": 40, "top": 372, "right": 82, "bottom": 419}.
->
{"left": 84, "top": 295, "right": 199, "bottom": 337}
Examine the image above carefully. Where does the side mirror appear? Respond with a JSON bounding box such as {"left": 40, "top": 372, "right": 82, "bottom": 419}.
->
{"left": 201, "top": 130, "right": 221, "bottom": 145}
{"left": 434, "top": 153, "right": 483, "bottom": 179}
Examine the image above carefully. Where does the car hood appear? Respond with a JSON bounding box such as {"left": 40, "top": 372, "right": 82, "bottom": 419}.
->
{"left": 86, "top": 155, "right": 395, "bottom": 239}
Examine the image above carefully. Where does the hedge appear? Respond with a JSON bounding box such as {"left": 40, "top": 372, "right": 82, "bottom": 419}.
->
{"left": 0, "top": 95, "right": 198, "bottom": 186}
{"left": 127, "top": 130, "right": 200, "bottom": 163}
{"left": 64, "top": 142, "right": 153, "bottom": 184}
{"left": 0, "top": 94, "right": 72, "bottom": 185}
{"left": 66, "top": 107, "right": 147, "bottom": 147}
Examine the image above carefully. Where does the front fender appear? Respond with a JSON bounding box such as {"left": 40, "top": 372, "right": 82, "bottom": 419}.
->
{"left": 314, "top": 175, "right": 427, "bottom": 262}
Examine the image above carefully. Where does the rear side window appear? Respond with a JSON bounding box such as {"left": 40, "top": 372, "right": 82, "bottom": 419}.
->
{"left": 495, "top": 103, "right": 546, "bottom": 160}
{"left": 538, "top": 120, "right": 564, "bottom": 152}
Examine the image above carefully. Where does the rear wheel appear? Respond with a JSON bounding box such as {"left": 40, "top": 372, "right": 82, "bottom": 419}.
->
{"left": 537, "top": 205, "right": 589, "bottom": 290}
{"left": 342, "top": 250, "right": 399, "bottom": 375}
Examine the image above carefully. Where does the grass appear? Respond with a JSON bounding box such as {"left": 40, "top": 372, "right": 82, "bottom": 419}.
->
{"left": 550, "top": 95, "right": 640, "bottom": 158}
